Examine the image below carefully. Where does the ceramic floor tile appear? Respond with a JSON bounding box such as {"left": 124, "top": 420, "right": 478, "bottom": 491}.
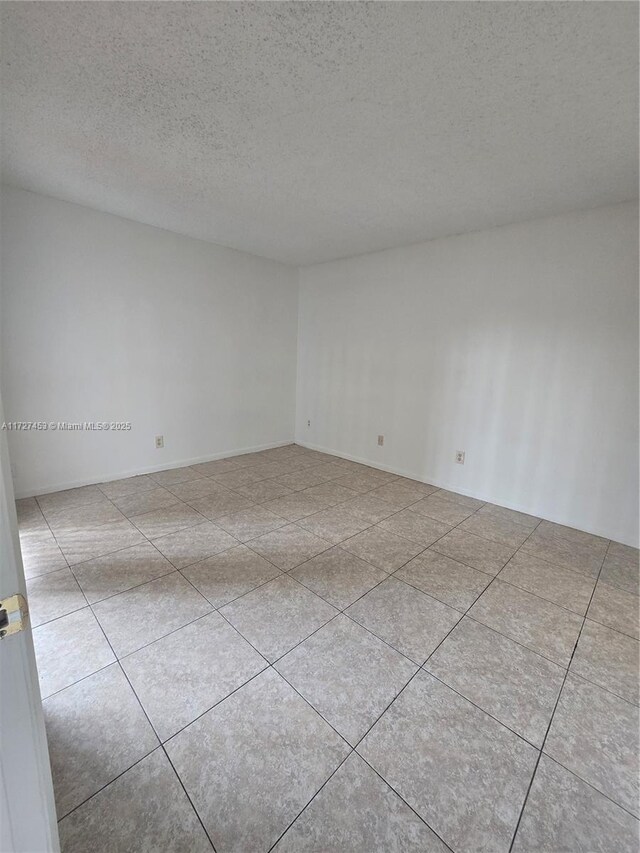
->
{"left": 271, "top": 458, "right": 311, "bottom": 474}
{"left": 242, "top": 461, "right": 292, "bottom": 480}
{"left": 432, "top": 490, "right": 485, "bottom": 511}
{"left": 396, "top": 550, "right": 492, "bottom": 611}
{"left": 335, "top": 467, "right": 392, "bottom": 485}
{"left": 233, "top": 479, "right": 295, "bottom": 502}
{"left": 276, "top": 468, "right": 336, "bottom": 491}
{"left": 71, "top": 541, "right": 174, "bottom": 603}
{"left": 44, "top": 663, "right": 158, "bottom": 817}
{"left": 498, "top": 550, "right": 595, "bottom": 615}
{"left": 97, "top": 474, "right": 157, "bottom": 499}
{"left": 392, "top": 477, "right": 440, "bottom": 496}
{"left": 16, "top": 496, "right": 49, "bottom": 532}
{"left": 459, "top": 512, "right": 533, "bottom": 549}
{"left": 430, "top": 528, "right": 515, "bottom": 575}
{"left": 24, "top": 449, "right": 640, "bottom": 853}
{"left": 339, "top": 493, "right": 398, "bottom": 524}
{"left": 317, "top": 461, "right": 351, "bottom": 479}
{"left": 368, "top": 482, "right": 426, "bottom": 509}
{"left": 111, "top": 486, "right": 179, "bottom": 518}
{"left": 512, "top": 755, "right": 640, "bottom": 853}
{"left": 130, "top": 502, "right": 205, "bottom": 539}
{"left": 378, "top": 509, "right": 452, "bottom": 547}
{"left": 297, "top": 506, "right": 371, "bottom": 544}
{"left": 303, "top": 462, "right": 346, "bottom": 482}
{"left": 55, "top": 519, "right": 146, "bottom": 566}
{"left": 522, "top": 525, "right": 608, "bottom": 579}
{"left": 191, "top": 458, "right": 238, "bottom": 477}
{"left": 32, "top": 607, "right": 116, "bottom": 698}
{"left": 26, "top": 567, "right": 86, "bottom": 627}
{"left": 476, "top": 503, "right": 540, "bottom": 531}
{"left": 291, "top": 546, "right": 386, "bottom": 610}
{"left": 182, "top": 544, "right": 281, "bottom": 608}
{"left": 347, "top": 576, "right": 461, "bottom": 664}
{"left": 223, "top": 451, "right": 269, "bottom": 469}
{"left": 19, "top": 528, "right": 68, "bottom": 578}
{"left": 358, "top": 671, "right": 537, "bottom": 853}
{"left": 211, "top": 467, "right": 271, "bottom": 490}
{"left": 318, "top": 456, "right": 361, "bottom": 472}
{"left": 43, "top": 500, "right": 127, "bottom": 534}
{"left": 252, "top": 448, "right": 289, "bottom": 463}
{"left": 333, "top": 472, "right": 389, "bottom": 493}
{"left": 57, "top": 749, "right": 212, "bottom": 853}
{"left": 588, "top": 580, "right": 639, "bottom": 638}
{"left": 165, "top": 669, "right": 349, "bottom": 853}
{"left": 150, "top": 466, "right": 201, "bottom": 487}
{"left": 301, "top": 482, "right": 361, "bottom": 505}
{"left": 282, "top": 456, "right": 320, "bottom": 474}
{"left": 570, "top": 619, "right": 639, "bottom": 704}
{"left": 275, "top": 615, "right": 417, "bottom": 745}
{"left": 426, "top": 617, "right": 565, "bottom": 745}
{"left": 93, "top": 571, "right": 212, "bottom": 657}
{"left": 121, "top": 612, "right": 266, "bottom": 740}
{"left": 599, "top": 542, "right": 639, "bottom": 595}
{"left": 186, "top": 488, "right": 254, "bottom": 520}
{"left": 273, "top": 753, "right": 449, "bottom": 853}
{"left": 215, "top": 505, "right": 287, "bottom": 542}
{"left": 220, "top": 574, "right": 337, "bottom": 661}
{"left": 536, "top": 520, "right": 609, "bottom": 550}
{"left": 36, "top": 485, "right": 108, "bottom": 514}
{"left": 469, "top": 580, "right": 583, "bottom": 666}
{"left": 340, "top": 526, "right": 424, "bottom": 572}
{"left": 545, "top": 674, "right": 639, "bottom": 815}
{"left": 340, "top": 465, "right": 394, "bottom": 484}
{"left": 409, "top": 493, "right": 476, "bottom": 526}
{"left": 151, "top": 521, "right": 237, "bottom": 569}
{"left": 262, "top": 492, "right": 332, "bottom": 521}
{"left": 248, "top": 523, "right": 331, "bottom": 570}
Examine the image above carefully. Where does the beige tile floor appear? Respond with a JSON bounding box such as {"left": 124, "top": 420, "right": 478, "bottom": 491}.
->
{"left": 19, "top": 444, "right": 640, "bottom": 853}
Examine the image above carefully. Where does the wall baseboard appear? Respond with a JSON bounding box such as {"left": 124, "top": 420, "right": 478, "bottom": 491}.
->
{"left": 14, "top": 438, "right": 295, "bottom": 499}
{"left": 294, "top": 439, "right": 637, "bottom": 547}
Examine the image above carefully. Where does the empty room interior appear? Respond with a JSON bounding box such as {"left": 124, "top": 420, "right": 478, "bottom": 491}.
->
{"left": 0, "top": 2, "right": 639, "bottom": 853}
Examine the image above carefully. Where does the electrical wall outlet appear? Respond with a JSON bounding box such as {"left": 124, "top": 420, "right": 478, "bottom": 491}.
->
{"left": 455, "top": 450, "right": 465, "bottom": 464}
{"left": 377, "top": 435, "right": 384, "bottom": 446}
{"left": 155, "top": 435, "right": 164, "bottom": 449}
{"left": 307, "top": 420, "right": 311, "bottom": 428}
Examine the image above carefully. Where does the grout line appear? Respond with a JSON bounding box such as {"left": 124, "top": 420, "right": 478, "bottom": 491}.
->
{"left": 160, "top": 747, "right": 218, "bottom": 853}
{"left": 55, "top": 746, "right": 162, "bottom": 824}
{"left": 346, "top": 535, "right": 507, "bottom": 757}
{"left": 506, "top": 539, "right": 612, "bottom": 851}
{"left": 28, "top": 455, "right": 632, "bottom": 705}
{"left": 23, "top": 446, "right": 638, "bottom": 849}
{"left": 320, "top": 504, "right": 504, "bottom": 763}
{"left": 354, "top": 753, "right": 457, "bottom": 852}
{"left": 64, "top": 593, "right": 220, "bottom": 852}
{"left": 156, "top": 664, "right": 272, "bottom": 745}
{"left": 40, "top": 659, "right": 118, "bottom": 703}
{"left": 539, "top": 753, "right": 640, "bottom": 820}
{"left": 579, "top": 614, "right": 640, "bottom": 644}
{"left": 264, "top": 751, "right": 355, "bottom": 853}
{"left": 421, "top": 668, "right": 543, "bottom": 751}
{"left": 123, "top": 658, "right": 220, "bottom": 853}
{"left": 461, "top": 611, "right": 574, "bottom": 671}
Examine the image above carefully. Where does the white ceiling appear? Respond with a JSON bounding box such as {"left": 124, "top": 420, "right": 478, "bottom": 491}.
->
{"left": 1, "top": 2, "right": 637, "bottom": 266}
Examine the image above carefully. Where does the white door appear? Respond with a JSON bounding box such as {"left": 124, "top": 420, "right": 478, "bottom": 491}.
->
{"left": 0, "top": 393, "right": 59, "bottom": 852}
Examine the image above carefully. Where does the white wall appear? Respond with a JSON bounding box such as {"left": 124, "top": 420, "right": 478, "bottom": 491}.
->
{"left": 296, "top": 202, "right": 639, "bottom": 547}
{"left": 0, "top": 187, "right": 298, "bottom": 496}
{"left": 2, "top": 189, "right": 637, "bottom": 545}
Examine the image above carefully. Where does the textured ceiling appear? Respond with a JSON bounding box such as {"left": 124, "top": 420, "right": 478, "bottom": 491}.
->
{"left": 1, "top": 2, "right": 637, "bottom": 266}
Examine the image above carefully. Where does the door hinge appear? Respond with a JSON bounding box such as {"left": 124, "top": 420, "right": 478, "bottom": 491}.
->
{"left": 0, "top": 594, "right": 29, "bottom": 639}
